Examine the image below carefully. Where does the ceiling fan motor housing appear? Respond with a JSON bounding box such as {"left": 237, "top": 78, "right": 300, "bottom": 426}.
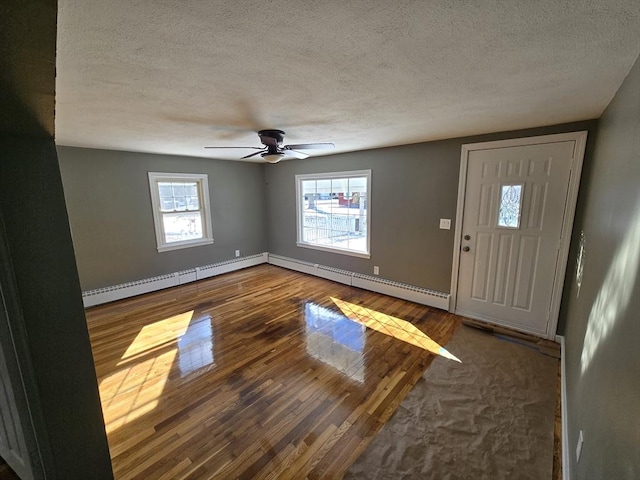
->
{"left": 258, "top": 129, "right": 286, "bottom": 147}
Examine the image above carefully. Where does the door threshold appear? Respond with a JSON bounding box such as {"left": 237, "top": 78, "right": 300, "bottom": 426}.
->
{"left": 461, "top": 318, "right": 560, "bottom": 358}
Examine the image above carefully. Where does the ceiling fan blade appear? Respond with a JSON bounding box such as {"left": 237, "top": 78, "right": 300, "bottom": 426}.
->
{"left": 283, "top": 149, "right": 309, "bottom": 160}
{"left": 284, "top": 143, "right": 335, "bottom": 151}
{"left": 204, "top": 146, "right": 263, "bottom": 149}
{"left": 240, "top": 150, "right": 267, "bottom": 159}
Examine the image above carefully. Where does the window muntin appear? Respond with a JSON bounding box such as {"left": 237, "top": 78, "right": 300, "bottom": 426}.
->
{"left": 497, "top": 183, "right": 524, "bottom": 229}
{"left": 296, "top": 170, "right": 371, "bottom": 258}
{"left": 148, "top": 173, "right": 213, "bottom": 252}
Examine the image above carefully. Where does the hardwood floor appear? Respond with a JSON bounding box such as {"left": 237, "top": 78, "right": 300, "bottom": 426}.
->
{"left": 86, "top": 264, "right": 460, "bottom": 479}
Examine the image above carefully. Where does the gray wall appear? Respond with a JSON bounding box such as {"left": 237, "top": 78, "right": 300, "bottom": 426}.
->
{"left": 59, "top": 125, "right": 596, "bottom": 296}
{"left": 266, "top": 121, "right": 596, "bottom": 294}
{"left": 560, "top": 56, "right": 639, "bottom": 479}
{"left": 0, "top": 1, "right": 114, "bottom": 478}
{"left": 58, "top": 147, "right": 267, "bottom": 291}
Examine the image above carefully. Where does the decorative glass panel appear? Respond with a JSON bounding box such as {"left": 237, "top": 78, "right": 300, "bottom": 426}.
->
{"left": 497, "top": 184, "right": 523, "bottom": 228}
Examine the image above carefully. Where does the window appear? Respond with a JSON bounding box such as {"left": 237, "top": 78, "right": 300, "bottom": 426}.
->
{"left": 296, "top": 170, "right": 371, "bottom": 258}
{"left": 148, "top": 172, "right": 213, "bottom": 252}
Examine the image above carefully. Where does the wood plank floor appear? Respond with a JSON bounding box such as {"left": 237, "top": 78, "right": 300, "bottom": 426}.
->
{"left": 86, "top": 265, "right": 460, "bottom": 479}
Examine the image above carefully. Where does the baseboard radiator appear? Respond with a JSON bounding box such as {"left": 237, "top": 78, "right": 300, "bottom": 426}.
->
{"left": 81, "top": 253, "right": 269, "bottom": 307}
{"left": 82, "top": 252, "right": 450, "bottom": 310}
{"left": 267, "top": 254, "right": 450, "bottom": 310}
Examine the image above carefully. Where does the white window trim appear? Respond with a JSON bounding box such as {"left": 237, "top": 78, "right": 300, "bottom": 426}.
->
{"left": 295, "top": 170, "right": 371, "bottom": 259}
{"left": 148, "top": 172, "right": 214, "bottom": 253}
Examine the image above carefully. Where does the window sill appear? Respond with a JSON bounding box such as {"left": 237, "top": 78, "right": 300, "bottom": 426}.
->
{"left": 157, "top": 238, "right": 213, "bottom": 253}
{"left": 296, "top": 242, "right": 371, "bottom": 259}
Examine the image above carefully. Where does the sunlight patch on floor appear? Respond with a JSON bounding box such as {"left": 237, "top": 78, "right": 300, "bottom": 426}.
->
{"left": 330, "top": 297, "right": 460, "bottom": 362}
{"left": 101, "top": 349, "right": 177, "bottom": 433}
{"left": 99, "top": 310, "right": 194, "bottom": 432}
{"left": 121, "top": 310, "right": 194, "bottom": 360}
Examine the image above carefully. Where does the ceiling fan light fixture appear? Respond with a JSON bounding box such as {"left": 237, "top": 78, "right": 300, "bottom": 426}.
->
{"left": 263, "top": 152, "right": 285, "bottom": 163}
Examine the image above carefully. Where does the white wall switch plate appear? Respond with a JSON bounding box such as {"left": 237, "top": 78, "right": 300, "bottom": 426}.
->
{"left": 439, "top": 218, "right": 451, "bottom": 230}
{"left": 235, "top": 250, "right": 240, "bottom": 257}
{"left": 373, "top": 266, "right": 380, "bottom": 275}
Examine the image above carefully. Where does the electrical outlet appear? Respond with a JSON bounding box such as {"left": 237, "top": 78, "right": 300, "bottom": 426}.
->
{"left": 439, "top": 218, "right": 451, "bottom": 230}
{"left": 235, "top": 250, "right": 240, "bottom": 257}
{"left": 373, "top": 266, "right": 380, "bottom": 275}
{"left": 576, "top": 430, "right": 584, "bottom": 463}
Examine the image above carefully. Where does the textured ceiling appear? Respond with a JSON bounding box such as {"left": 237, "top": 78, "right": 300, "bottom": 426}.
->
{"left": 55, "top": 1, "right": 640, "bottom": 162}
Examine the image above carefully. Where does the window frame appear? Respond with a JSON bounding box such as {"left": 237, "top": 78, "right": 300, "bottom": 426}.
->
{"left": 295, "top": 170, "right": 371, "bottom": 259}
{"left": 148, "top": 172, "right": 214, "bottom": 252}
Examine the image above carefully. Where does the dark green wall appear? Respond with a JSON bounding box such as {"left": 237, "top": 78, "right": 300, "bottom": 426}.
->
{"left": 0, "top": 1, "right": 56, "bottom": 137}
{"left": 58, "top": 147, "right": 268, "bottom": 291}
{"left": 265, "top": 121, "right": 596, "bottom": 294}
{"left": 0, "top": 138, "right": 114, "bottom": 479}
{"left": 1, "top": 1, "right": 114, "bottom": 478}
{"left": 560, "top": 56, "right": 639, "bottom": 479}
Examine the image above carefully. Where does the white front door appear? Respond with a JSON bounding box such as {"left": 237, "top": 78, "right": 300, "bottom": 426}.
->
{"left": 453, "top": 132, "right": 587, "bottom": 337}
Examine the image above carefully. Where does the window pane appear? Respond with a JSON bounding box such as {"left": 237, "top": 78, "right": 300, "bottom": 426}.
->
{"left": 170, "top": 184, "right": 180, "bottom": 196}
{"left": 158, "top": 183, "right": 173, "bottom": 197}
{"left": 497, "top": 184, "right": 523, "bottom": 228}
{"left": 316, "top": 179, "right": 332, "bottom": 198}
{"left": 160, "top": 198, "right": 174, "bottom": 211}
{"left": 162, "top": 212, "right": 203, "bottom": 243}
{"left": 302, "top": 180, "right": 317, "bottom": 196}
{"left": 186, "top": 196, "right": 199, "bottom": 210}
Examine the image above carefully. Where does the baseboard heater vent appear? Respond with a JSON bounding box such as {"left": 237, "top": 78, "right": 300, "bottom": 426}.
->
{"left": 267, "top": 254, "right": 450, "bottom": 310}
{"left": 82, "top": 252, "right": 448, "bottom": 310}
{"left": 82, "top": 252, "right": 268, "bottom": 307}
{"left": 196, "top": 253, "right": 268, "bottom": 280}
{"left": 267, "top": 255, "right": 352, "bottom": 286}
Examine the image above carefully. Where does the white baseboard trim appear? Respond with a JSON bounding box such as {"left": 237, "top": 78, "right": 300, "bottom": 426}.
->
{"left": 82, "top": 252, "right": 450, "bottom": 310}
{"left": 267, "top": 254, "right": 450, "bottom": 310}
{"left": 559, "top": 335, "right": 570, "bottom": 480}
{"left": 82, "top": 252, "right": 268, "bottom": 307}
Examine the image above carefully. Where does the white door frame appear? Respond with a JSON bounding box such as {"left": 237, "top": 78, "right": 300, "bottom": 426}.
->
{"left": 449, "top": 131, "right": 588, "bottom": 339}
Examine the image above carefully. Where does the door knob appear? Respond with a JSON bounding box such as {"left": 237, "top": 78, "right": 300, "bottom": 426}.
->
{"left": 464, "top": 235, "right": 471, "bottom": 240}
{"left": 462, "top": 246, "right": 470, "bottom": 252}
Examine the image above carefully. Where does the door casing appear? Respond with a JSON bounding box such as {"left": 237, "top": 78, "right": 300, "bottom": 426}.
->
{"left": 449, "top": 131, "right": 588, "bottom": 339}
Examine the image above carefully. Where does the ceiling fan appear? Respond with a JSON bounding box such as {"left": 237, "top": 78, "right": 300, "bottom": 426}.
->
{"left": 205, "top": 129, "right": 335, "bottom": 163}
